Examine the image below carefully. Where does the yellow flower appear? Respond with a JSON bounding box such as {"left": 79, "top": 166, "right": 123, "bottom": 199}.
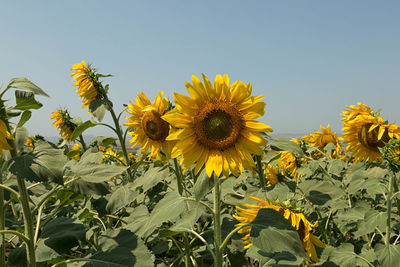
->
{"left": 124, "top": 91, "right": 173, "bottom": 161}
{"left": 233, "top": 196, "right": 327, "bottom": 262}
{"left": 265, "top": 164, "right": 279, "bottom": 186}
{"left": 341, "top": 103, "right": 400, "bottom": 163}
{"left": 0, "top": 119, "right": 13, "bottom": 155}
{"left": 25, "top": 137, "right": 34, "bottom": 149}
{"left": 383, "top": 140, "right": 400, "bottom": 172}
{"left": 50, "top": 109, "right": 76, "bottom": 142}
{"left": 162, "top": 74, "right": 272, "bottom": 177}
{"left": 341, "top": 102, "right": 372, "bottom": 122}
{"left": 71, "top": 61, "right": 99, "bottom": 108}
{"left": 278, "top": 151, "right": 300, "bottom": 179}
{"left": 71, "top": 143, "right": 82, "bottom": 160}
{"left": 101, "top": 147, "right": 125, "bottom": 165}
{"left": 302, "top": 124, "right": 342, "bottom": 157}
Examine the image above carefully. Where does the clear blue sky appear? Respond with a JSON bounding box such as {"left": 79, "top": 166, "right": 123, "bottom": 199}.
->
{"left": 0, "top": 1, "right": 399, "bottom": 138}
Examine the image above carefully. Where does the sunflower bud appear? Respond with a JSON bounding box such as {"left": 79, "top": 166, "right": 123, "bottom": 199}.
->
{"left": 383, "top": 139, "right": 400, "bottom": 172}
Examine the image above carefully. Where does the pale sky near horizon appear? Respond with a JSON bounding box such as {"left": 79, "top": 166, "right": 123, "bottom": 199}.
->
{"left": 0, "top": 1, "right": 399, "bottom": 139}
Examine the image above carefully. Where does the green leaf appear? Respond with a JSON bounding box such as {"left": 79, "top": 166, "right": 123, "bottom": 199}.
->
{"left": 375, "top": 244, "right": 400, "bottom": 267}
{"left": 66, "top": 151, "right": 128, "bottom": 183}
{"left": 15, "top": 126, "right": 28, "bottom": 151}
{"left": 17, "top": 110, "right": 32, "bottom": 128}
{"left": 90, "top": 136, "right": 117, "bottom": 146}
{"left": 193, "top": 169, "right": 214, "bottom": 201}
{"left": 89, "top": 99, "right": 109, "bottom": 122}
{"left": 70, "top": 179, "right": 110, "bottom": 196}
{"left": 298, "top": 179, "right": 345, "bottom": 206}
{"left": 36, "top": 217, "right": 86, "bottom": 262}
{"left": 138, "top": 191, "right": 186, "bottom": 237}
{"left": 9, "top": 141, "right": 67, "bottom": 184}
{"left": 132, "top": 165, "right": 171, "bottom": 193}
{"left": 88, "top": 229, "right": 154, "bottom": 267}
{"left": 322, "top": 243, "right": 373, "bottom": 267}
{"left": 353, "top": 211, "right": 387, "bottom": 238}
{"left": 327, "top": 159, "right": 346, "bottom": 176}
{"left": 250, "top": 209, "right": 306, "bottom": 258}
{"left": 270, "top": 138, "right": 304, "bottom": 156}
{"left": 125, "top": 205, "right": 150, "bottom": 234}
{"left": 71, "top": 119, "right": 97, "bottom": 141}
{"left": 168, "top": 201, "right": 206, "bottom": 232}
{"left": 7, "top": 77, "right": 49, "bottom": 97}
{"left": 106, "top": 185, "right": 138, "bottom": 214}
{"left": 14, "top": 90, "right": 43, "bottom": 110}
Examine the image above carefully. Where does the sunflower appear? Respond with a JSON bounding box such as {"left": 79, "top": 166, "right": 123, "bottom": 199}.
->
{"left": 383, "top": 140, "right": 400, "bottom": 172}
{"left": 101, "top": 147, "right": 125, "bottom": 165}
{"left": 302, "top": 124, "right": 342, "bottom": 157}
{"left": 277, "top": 151, "right": 301, "bottom": 179}
{"left": 0, "top": 119, "right": 13, "bottom": 155}
{"left": 124, "top": 91, "right": 173, "bottom": 161}
{"left": 162, "top": 74, "right": 272, "bottom": 177}
{"left": 50, "top": 109, "right": 77, "bottom": 142}
{"left": 341, "top": 102, "right": 372, "bottom": 122}
{"left": 341, "top": 103, "right": 400, "bottom": 163}
{"left": 71, "top": 143, "right": 82, "bottom": 160}
{"left": 25, "top": 137, "right": 34, "bottom": 149}
{"left": 71, "top": 61, "right": 99, "bottom": 109}
{"left": 265, "top": 163, "right": 279, "bottom": 186}
{"left": 233, "top": 196, "right": 327, "bottom": 262}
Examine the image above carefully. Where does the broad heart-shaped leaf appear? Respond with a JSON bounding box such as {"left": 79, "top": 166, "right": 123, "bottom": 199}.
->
{"left": 36, "top": 217, "right": 86, "bottom": 262}
{"left": 89, "top": 98, "right": 109, "bottom": 122}
{"left": 85, "top": 229, "right": 154, "bottom": 267}
{"left": 321, "top": 243, "right": 373, "bottom": 267}
{"left": 270, "top": 138, "right": 304, "bottom": 156}
{"left": 132, "top": 165, "right": 172, "bottom": 193}
{"left": 250, "top": 209, "right": 307, "bottom": 259}
{"left": 70, "top": 179, "right": 111, "bottom": 196}
{"left": 9, "top": 140, "right": 67, "bottom": 184}
{"left": 246, "top": 247, "right": 304, "bottom": 267}
{"left": 17, "top": 110, "right": 32, "bottom": 128}
{"left": 7, "top": 77, "right": 49, "bottom": 97}
{"left": 106, "top": 185, "right": 138, "bottom": 213}
{"left": 137, "top": 191, "right": 186, "bottom": 237}
{"left": 124, "top": 205, "right": 150, "bottom": 234}
{"left": 65, "top": 151, "right": 128, "bottom": 182}
{"left": 14, "top": 90, "right": 42, "bottom": 110}
{"left": 193, "top": 169, "right": 214, "bottom": 201}
{"left": 353, "top": 210, "right": 387, "bottom": 238}
{"left": 297, "top": 179, "right": 345, "bottom": 206}
{"left": 375, "top": 244, "right": 400, "bottom": 267}
{"left": 71, "top": 119, "right": 97, "bottom": 141}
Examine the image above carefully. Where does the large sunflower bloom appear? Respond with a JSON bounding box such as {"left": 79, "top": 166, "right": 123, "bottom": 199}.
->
{"left": 162, "top": 74, "right": 272, "bottom": 177}
{"left": 341, "top": 103, "right": 400, "bottom": 163}
{"left": 124, "top": 91, "right": 174, "bottom": 161}
{"left": 71, "top": 61, "right": 99, "bottom": 108}
{"left": 302, "top": 124, "right": 342, "bottom": 157}
{"left": 50, "top": 109, "right": 77, "bottom": 142}
{"left": 233, "top": 196, "right": 327, "bottom": 262}
{"left": 0, "top": 119, "right": 13, "bottom": 155}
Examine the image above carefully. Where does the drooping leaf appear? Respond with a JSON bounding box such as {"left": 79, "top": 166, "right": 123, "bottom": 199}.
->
{"left": 7, "top": 77, "right": 49, "bottom": 97}
{"left": 132, "top": 165, "right": 171, "bottom": 193}
{"left": 193, "top": 169, "right": 214, "bottom": 201}
{"left": 17, "top": 110, "right": 32, "bottom": 128}
{"left": 9, "top": 140, "right": 67, "bottom": 184}
{"left": 70, "top": 179, "right": 110, "bottom": 196}
{"left": 270, "top": 138, "right": 304, "bottom": 156}
{"left": 14, "top": 90, "right": 43, "bottom": 110}
{"left": 124, "top": 205, "right": 150, "bottom": 235}
{"left": 89, "top": 99, "right": 109, "bottom": 122}
{"left": 106, "top": 185, "right": 138, "bottom": 213}
{"left": 71, "top": 119, "right": 97, "bottom": 141}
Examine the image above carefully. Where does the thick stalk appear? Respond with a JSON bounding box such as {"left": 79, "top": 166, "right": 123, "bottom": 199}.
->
{"left": 213, "top": 177, "right": 222, "bottom": 267}
{"left": 183, "top": 233, "right": 191, "bottom": 267}
{"left": 107, "top": 104, "right": 133, "bottom": 181}
{"left": 386, "top": 172, "right": 394, "bottom": 246}
{"left": 173, "top": 158, "right": 184, "bottom": 195}
{"left": 392, "top": 174, "right": 400, "bottom": 216}
{"left": 0, "top": 163, "right": 5, "bottom": 266}
{"left": 255, "top": 155, "right": 266, "bottom": 187}
{"left": 79, "top": 134, "right": 87, "bottom": 151}
{"left": 6, "top": 121, "right": 36, "bottom": 266}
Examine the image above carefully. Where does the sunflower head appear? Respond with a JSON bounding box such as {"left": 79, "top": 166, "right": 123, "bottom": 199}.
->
{"left": 124, "top": 91, "right": 173, "bottom": 161}
{"left": 277, "top": 151, "right": 302, "bottom": 179}
{"left": 341, "top": 103, "right": 400, "bottom": 163}
{"left": 0, "top": 119, "right": 13, "bottom": 155}
{"left": 101, "top": 146, "right": 125, "bottom": 165}
{"left": 25, "top": 137, "right": 34, "bottom": 149}
{"left": 302, "top": 124, "right": 342, "bottom": 157}
{"left": 50, "top": 109, "right": 77, "bottom": 142}
{"left": 265, "top": 163, "right": 280, "bottom": 186}
{"left": 71, "top": 143, "right": 82, "bottom": 160}
{"left": 233, "top": 196, "right": 327, "bottom": 262}
{"left": 71, "top": 61, "right": 105, "bottom": 109}
{"left": 383, "top": 139, "right": 400, "bottom": 172}
{"left": 162, "top": 74, "right": 273, "bottom": 177}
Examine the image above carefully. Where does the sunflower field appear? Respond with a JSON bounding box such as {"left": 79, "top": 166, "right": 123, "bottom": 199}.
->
{"left": 0, "top": 62, "right": 399, "bottom": 267}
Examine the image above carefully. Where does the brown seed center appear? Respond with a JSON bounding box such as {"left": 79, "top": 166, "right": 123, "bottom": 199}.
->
{"left": 142, "top": 110, "right": 170, "bottom": 141}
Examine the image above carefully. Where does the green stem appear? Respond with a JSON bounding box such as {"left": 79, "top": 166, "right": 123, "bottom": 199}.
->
{"left": 6, "top": 123, "right": 36, "bottom": 266}
{"left": 213, "top": 177, "right": 222, "bottom": 267}
{"left": 107, "top": 102, "right": 133, "bottom": 181}
{"left": 173, "top": 158, "right": 184, "bottom": 195}
{"left": 386, "top": 171, "right": 394, "bottom": 246}
{"left": 392, "top": 173, "right": 400, "bottom": 216}
{"left": 0, "top": 163, "right": 5, "bottom": 267}
{"left": 79, "top": 134, "right": 87, "bottom": 151}
{"left": 183, "top": 233, "right": 191, "bottom": 267}
{"left": 220, "top": 224, "right": 249, "bottom": 251}
{"left": 255, "top": 155, "right": 266, "bottom": 187}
